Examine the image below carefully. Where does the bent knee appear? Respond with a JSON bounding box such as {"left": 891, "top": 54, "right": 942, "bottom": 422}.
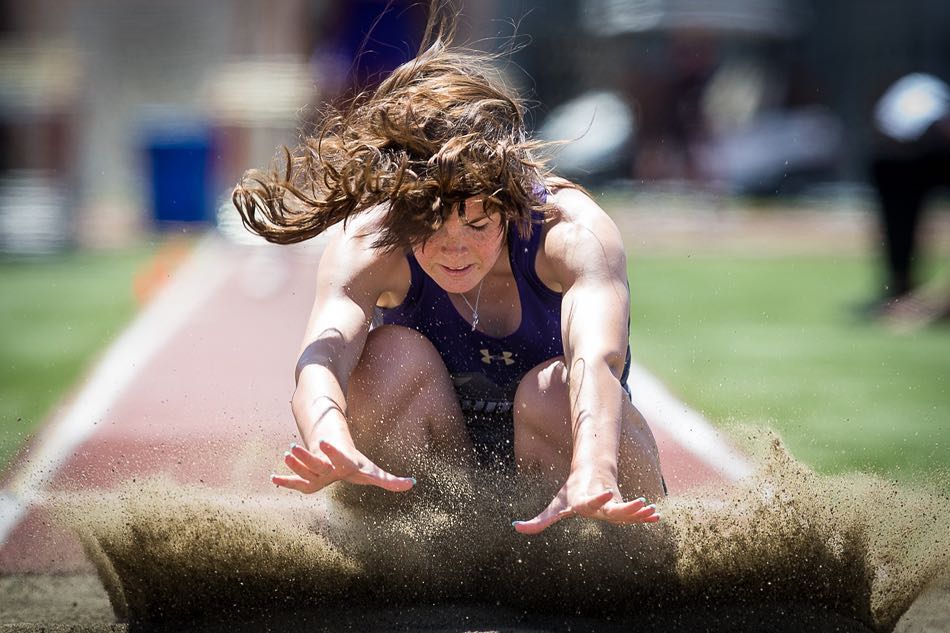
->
{"left": 513, "top": 357, "right": 569, "bottom": 429}
{"left": 353, "top": 325, "right": 448, "bottom": 388}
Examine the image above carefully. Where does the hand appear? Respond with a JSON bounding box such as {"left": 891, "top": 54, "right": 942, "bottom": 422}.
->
{"left": 512, "top": 472, "right": 659, "bottom": 535}
{"left": 270, "top": 439, "right": 415, "bottom": 494}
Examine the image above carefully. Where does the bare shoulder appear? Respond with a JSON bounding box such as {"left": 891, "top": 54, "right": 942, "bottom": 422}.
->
{"left": 318, "top": 206, "right": 410, "bottom": 308}
{"left": 536, "top": 183, "right": 626, "bottom": 288}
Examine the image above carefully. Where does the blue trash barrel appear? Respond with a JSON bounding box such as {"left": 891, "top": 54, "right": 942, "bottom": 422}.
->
{"left": 144, "top": 122, "right": 212, "bottom": 225}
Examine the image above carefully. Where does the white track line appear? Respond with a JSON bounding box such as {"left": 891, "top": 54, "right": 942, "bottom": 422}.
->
{"left": 0, "top": 234, "right": 232, "bottom": 544}
{"left": 628, "top": 363, "right": 754, "bottom": 481}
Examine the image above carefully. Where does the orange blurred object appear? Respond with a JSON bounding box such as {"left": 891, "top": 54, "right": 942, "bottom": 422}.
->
{"left": 132, "top": 238, "right": 193, "bottom": 305}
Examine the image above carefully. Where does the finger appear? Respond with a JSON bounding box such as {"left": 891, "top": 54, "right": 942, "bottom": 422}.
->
{"left": 283, "top": 451, "right": 319, "bottom": 479}
{"left": 603, "top": 501, "right": 659, "bottom": 524}
{"left": 354, "top": 465, "right": 416, "bottom": 492}
{"left": 320, "top": 439, "right": 415, "bottom": 492}
{"left": 598, "top": 497, "right": 647, "bottom": 521}
{"left": 629, "top": 503, "right": 659, "bottom": 522}
{"left": 573, "top": 489, "right": 615, "bottom": 515}
{"left": 270, "top": 473, "right": 320, "bottom": 494}
{"left": 290, "top": 443, "right": 332, "bottom": 476}
{"left": 513, "top": 499, "right": 571, "bottom": 535}
{"left": 318, "top": 439, "right": 360, "bottom": 475}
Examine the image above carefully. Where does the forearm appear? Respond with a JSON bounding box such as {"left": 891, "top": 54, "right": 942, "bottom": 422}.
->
{"left": 291, "top": 363, "right": 351, "bottom": 448}
{"left": 566, "top": 357, "right": 625, "bottom": 479}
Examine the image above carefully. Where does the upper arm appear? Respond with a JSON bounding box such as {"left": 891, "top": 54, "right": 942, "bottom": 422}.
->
{"left": 543, "top": 188, "right": 630, "bottom": 377}
{"left": 295, "top": 226, "right": 407, "bottom": 391}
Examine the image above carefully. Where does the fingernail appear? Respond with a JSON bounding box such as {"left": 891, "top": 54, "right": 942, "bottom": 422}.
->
{"left": 283, "top": 451, "right": 291, "bottom": 458}
{"left": 511, "top": 521, "right": 520, "bottom": 526}
{"left": 636, "top": 497, "right": 647, "bottom": 504}
{"left": 290, "top": 442, "right": 297, "bottom": 450}
{"left": 409, "top": 477, "right": 417, "bottom": 485}
{"left": 646, "top": 504, "right": 656, "bottom": 511}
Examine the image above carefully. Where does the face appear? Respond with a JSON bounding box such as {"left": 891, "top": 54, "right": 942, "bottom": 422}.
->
{"left": 412, "top": 197, "right": 506, "bottom": 294}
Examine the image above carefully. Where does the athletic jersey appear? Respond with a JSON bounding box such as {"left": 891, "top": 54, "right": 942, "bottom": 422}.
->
{"left": 380, "top": 205, "right": 633, "bottom": 416}
{"left": 380, "top": 215, "right": 562, "bottom": 412}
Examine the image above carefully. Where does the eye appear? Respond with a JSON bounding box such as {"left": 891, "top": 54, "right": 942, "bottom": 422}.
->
{"left": 467, "top": 222, "right": 490, "bottom": 232}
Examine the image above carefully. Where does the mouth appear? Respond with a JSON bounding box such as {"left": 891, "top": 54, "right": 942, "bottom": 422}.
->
{"left": 441, "top": 264, "right": 474, "bottom": 277}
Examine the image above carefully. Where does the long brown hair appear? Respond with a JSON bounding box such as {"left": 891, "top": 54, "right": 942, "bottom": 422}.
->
{"left": 232, "top": 2, "right": 560, "bottom": 251}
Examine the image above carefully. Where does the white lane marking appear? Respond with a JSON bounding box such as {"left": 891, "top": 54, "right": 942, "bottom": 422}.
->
{"left": 0, "top": 234, "right": 233, "bottom": 544}
{"left": 628, "top": 363, "right": 754, "bottom": 481}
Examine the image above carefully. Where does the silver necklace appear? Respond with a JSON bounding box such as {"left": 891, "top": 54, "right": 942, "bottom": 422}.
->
{"left": 458, "top": 279, "right": 484, "bottom": 331}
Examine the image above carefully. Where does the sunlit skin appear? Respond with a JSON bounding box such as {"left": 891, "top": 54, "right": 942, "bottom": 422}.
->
{"left": 272, "top": 186, "right": 665, "bottom": 533}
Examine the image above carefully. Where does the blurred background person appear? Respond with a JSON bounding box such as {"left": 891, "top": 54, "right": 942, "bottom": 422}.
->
{"left": 867, "top": 72, "right": 950, "bottom": 327}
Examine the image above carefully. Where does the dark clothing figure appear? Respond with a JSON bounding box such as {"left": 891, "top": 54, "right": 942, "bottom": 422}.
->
{"left": 871, "top": 147, "right": 950, "bottom": 298}
{"left": 868, "top": 74, "right": 950, "bottom": 317}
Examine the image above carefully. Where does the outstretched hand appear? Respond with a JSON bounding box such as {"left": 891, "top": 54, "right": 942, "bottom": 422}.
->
{"left": 271, "top": 439, "right": 415, "bottom": 494}
{"left": 512, "top": 473, "right": 659, "bottom": 535}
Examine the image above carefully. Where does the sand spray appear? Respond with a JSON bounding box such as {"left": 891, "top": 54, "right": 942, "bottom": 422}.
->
{"left": 55, "top": 430, "right": 949, "bottom": 631}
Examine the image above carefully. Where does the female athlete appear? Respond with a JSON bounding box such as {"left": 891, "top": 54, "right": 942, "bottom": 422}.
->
{"left": 232, "top": 14, "right": 665, "bottom": 535}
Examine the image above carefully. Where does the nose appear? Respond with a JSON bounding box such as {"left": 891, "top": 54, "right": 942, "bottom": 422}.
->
{"left": 436, "top": 225, "right": 467, "bottom": 254}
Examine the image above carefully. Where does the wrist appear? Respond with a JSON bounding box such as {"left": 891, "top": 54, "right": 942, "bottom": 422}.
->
{"left": 295, "top": 398, "right": 349, "bottom": 447}
{"left": 570, "top": 433, "right": 619, "bottom": 474}
{"left": 568, "top": 457, "right": 618, "bottom": 482}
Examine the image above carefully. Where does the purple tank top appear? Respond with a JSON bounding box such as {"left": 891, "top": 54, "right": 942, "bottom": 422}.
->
{"left": 380, "top": 215, "right": 562, "bottom": 406}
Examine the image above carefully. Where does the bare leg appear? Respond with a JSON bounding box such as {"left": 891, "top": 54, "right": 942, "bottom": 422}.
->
{"left": 346, "top": 325, "right": 475, "bottom": 474}
{"left": 513, "top": 357, "right": 664, "bottom": 500}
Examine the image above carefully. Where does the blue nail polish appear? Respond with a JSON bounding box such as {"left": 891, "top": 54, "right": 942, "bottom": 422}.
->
{"left": 290, "top": 442, "right": 297, "bottom": 450}
{"left": 511, "top": 521, "right": 519, "bottom": 526}
{"left": 409, "top": 477, "right": 417, "bottom": 485}
{"left": 283, "top": 451, "right": 290, "bottom": 458}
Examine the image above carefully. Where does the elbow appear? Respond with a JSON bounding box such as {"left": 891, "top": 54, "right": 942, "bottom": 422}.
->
{"left": 604, "top": 351, "right": 628, "bottom": 384}
{"left": 295, "top": 331, "right": 347, "bottom": 384}
{"left": 294, "top": 345, "right": 335, "bottom": 385}
{"left": 294, "top": 354, "right": 313, "bottom": 385}
{"left": 567, "top": 348, "right": 627, "bottom": 383}
{"left": 292, "top": 355, "right": 347, "bottom": 415}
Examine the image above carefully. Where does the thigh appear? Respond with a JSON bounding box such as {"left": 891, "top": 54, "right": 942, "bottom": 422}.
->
{"left": 347, "top": 325, "right": 474, "bottom": 471}
{"left": 512, "top": 357, "right": 665, "bottom": 498}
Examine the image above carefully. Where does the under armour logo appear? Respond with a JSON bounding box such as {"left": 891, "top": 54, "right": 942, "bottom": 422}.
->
{"left": 480, "top": 349, "right": 515, "bottom": 366}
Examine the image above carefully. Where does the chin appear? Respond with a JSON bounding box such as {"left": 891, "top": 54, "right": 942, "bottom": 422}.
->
{"left": 437, "top": 277, "right": 476, "bottom": 294}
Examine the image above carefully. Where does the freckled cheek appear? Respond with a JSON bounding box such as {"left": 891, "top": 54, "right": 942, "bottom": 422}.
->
{"left": 471, "top": 231, "right": 500, "bottom": 246}
{"left": 411, "top": 243, "right": 440, "bottom": 274}
{"left": 480, "top": 230, "right": 507, "bottom": 255}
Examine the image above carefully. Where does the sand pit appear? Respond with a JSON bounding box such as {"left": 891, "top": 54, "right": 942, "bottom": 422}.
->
{"left": 1, "top": 434, "right": 941, "bottom": 632}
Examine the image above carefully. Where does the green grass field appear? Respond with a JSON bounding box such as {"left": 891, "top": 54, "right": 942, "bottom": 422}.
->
{"left": 629, "top": 253, "right": 950, "bottom": 488}
{"left": 0, "top": 245, "right": 157, "bottom": 470}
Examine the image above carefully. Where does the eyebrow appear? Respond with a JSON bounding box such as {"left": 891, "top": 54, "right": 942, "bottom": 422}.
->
{"left": 463, "top": 213, "right": 492, "bottom": 225}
